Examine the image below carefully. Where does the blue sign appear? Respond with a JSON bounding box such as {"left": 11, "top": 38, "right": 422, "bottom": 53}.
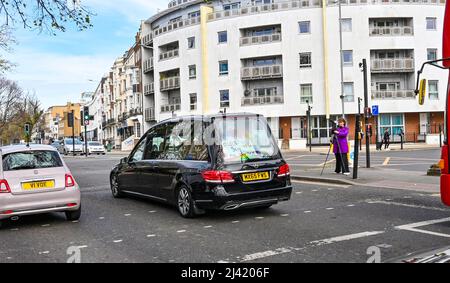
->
{"left": 372, "top": 105, "right": 379, "bottom": 116}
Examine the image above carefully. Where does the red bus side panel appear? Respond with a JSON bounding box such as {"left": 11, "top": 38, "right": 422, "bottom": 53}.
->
{"left": 444, "top": 1, "right": 450, "bottom": 67}
{"left": 441, "top": 144, "right": 450, "bottom": 206}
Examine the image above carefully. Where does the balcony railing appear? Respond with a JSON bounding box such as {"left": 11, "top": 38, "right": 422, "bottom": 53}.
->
{"left": 144, "top": 83, "right": 155, "bottom": 95}
{"left": 241, "top": 65, "right": 283, "bottom": 80}
{"left": 145, "top": 108, "right": 156, "bottom": 122}
{"left": 142, "top": 33, "right": 153, "bottom": 46}
{"left": 369, "top": 26, "right": 414, "bottom": 36}
{"left": 143, "top": 58, "right": 154, "bottom": 73}
{"left": 372, "top": 90, "right": 415, "bottom": 100}
{"left": 153, "top": 17, "right": 200, "bottom": 38}
{"left": 240, "top": 33, "right": 282, "bottom": 46}
{"left": 161, "top": 99, "right": 181, "bottom": 113}
{"left": 106, "top": 118, "right": 116, "bottom": 126}
{"left": 129, "top": 107, "right": 143, "bottom": 117}
{"left": 159, "top": 49, "right": 179, "bottom": 61}
{"left": 208, "top": 0, "right": 444, "bottom": 22}
{"left": 371, "top": 58, "right": 415, "bottom": 73}
{"left": 242, "top": 95, "right": 285, "bottom": 106}
{"left": 160, "top": 77, "right": 180, "bottom": 91}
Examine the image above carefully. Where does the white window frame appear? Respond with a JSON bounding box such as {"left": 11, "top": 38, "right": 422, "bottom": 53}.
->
{"left": 341, "top": 18, "right": 352, "bottom": 32}
{"left": 342, "top": 50, "right": 353, "bottom": 66}
{"left": 300, "top": 84, "right": 313, "bottom": 104}
{"left": 298, "top": 21, "right": 311, "bottom": 34}
{"left": 299, "top": 52, "right": 312, "bottom": 68}
{"left": 426, "top": 17, "right": 437, "bottom": 30}
{"left": 429, "top": 80, "right": 439, "bottom": 100}
{"left": 343, "top": 82, "right": 355, "bottom": 102}
{"left": 188, "top": 65, "right": 196, "bottom": 79}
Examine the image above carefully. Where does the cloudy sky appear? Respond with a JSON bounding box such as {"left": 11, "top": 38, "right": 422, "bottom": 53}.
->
{"left": 3, "top": 0, "right": 167, "bottom": 109}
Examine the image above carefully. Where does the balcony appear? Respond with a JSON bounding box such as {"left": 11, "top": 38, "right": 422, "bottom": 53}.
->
{"left": 142, "top": 33, "right": 153, "bottom": 46}
{"left": 240, "top": 33, "right": 282, "bottom": 46}
{"left": 144, "top": 83, "right": 155, "bottom": 95}
{"left": 143, "top": 58, "right": 154, "bottom": 73}
{"left": 371, "top": 58, "right": 414, "bottom": 73}
{"left": 153, "top": 17, "right": 200, "bottom": 38}
{"left": 129, "top": 107, "right": 143, "bottom": 117}
{"left": 242, "top": 95, "right": 284, "bottom": 106}
{"left": 372, "top": 90, "right": 415, "bottom": 100}
{"left": 369, "top": 26, "right": 413, "bottom": 36}
{"left": 160, "top": 77, "right": 180, "bottom": 91}
{"left": 145, "top": 108, "right": 156, "bottom": 122}
{"left": 161, "top": 99, "right": 181, "bottom": 113}
{"left": 106, "top": 118, "right": 116, "bottom": 126}
{"left": 241, "top": 65, "right": 283, "bottom": 81}
{"left": 159, "top": 49, "right": 179, "bottom": 61}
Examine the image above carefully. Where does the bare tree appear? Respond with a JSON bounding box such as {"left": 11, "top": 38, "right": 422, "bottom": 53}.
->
{"left": 0, "top": 0, "right": 94, "bottom": 34}
{"left": 0, "top": 76, "right": 24, "bottom": 132}
{"left": 0, "top": 25, "right": 16, "bottom": 73}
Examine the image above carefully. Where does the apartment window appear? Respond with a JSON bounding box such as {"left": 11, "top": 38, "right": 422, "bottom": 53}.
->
{"left": 341, "top": 18, "right": 352, "bottom": 32}
{"left": 190, "top": 93, "right": 197, "bottom": 110}
{"left": 220, "top": 90, "right": 230, "bottom": 108}
{"left": 218, "top": 31, "right": 228, "bottom": 43}
{"left": 219, "top": 61, "right": 229, "bottom": 75}
{"left": 426, "top": 17, "right": 437, "bottom": 30}
{"left": 343, "top": 82, "right": 355, "bottom": 102}
{"left": 187, "top": 37, "right": 195, "bottom": 49}
{"left": 169, "top": 16, "right": 182, "bottom": 24}
{"left": 223, "top": 2, "right": 241, "bottom": 10}
{"left": 429, "top": 80, "right": 439, "bottom": 100}
{"left": 189, "top": 65, "right": 196, "bottom": 79}
{"left": 188, "top": 11, "right": 200, "bottom": 18}
{"left": 300, "top": 84, "right": 313, "bottom": 104}
{"left": 299, "top": 52, "right": 312, "bottom": 68}
{"left": 342, "top": 50, "right": 353, "bottom": 66}
{"left": 427, "top": 48, "right": 438, "bottom": 61}
{"left": 298, "top": 21, "right": 311, "bottom": 34}
{"left": 253, "top": 0, "right": 273, "bottom": 5}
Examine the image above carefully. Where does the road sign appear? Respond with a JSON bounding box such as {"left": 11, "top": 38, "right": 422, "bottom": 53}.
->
{"left": 372, "top": 105, "right": 379, "bottom": 116}
{"left": 84, "top": 120, "right": 89, "bottom": 126}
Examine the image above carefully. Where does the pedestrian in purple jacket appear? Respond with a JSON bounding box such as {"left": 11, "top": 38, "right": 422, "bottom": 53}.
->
{"left": 333, "top": 118, "right": 350, "bottom": 175}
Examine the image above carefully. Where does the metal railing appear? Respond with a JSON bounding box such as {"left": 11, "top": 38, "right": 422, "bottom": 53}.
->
{"left": 372, "top": 90, "right": 415, "bottom": 100}
{"left": 145, "top": 108, "right": 156, "bottom": 122}
{"left": 242, "top": 95, "right": 284, "bottom": 106}
{"left": 144, "top": 83, "right": 155, "bottom": 95}
{"left": 159, "top": 49, "right": 179, "bottom": 61}
{"left": 143, "top": 58, "right": 154, "bottom": 73}
{"left": 240, "top": 33, "right": 282, "bottom": 46}
{"left": 207, "top": 0, "right": 444, "bottom": 22}
{"left": 153, "top": 17, "right": 200, "bottom": 38}
{"left": 160, "top": 77, "right": 180, "bottom": 91}
{"left": 241, "top": 65, "right": 283, "bottom": 80}
{"left": 160, "top": 98, "right": 181, "bottom": 113}
{"left": 371, "top": 58, "right": 415, "bottom": 72}
{"left": 369, "top": 26, "right": 414, "bottom": 36}
{"left": 142, "top": 33, "right": 153, "bottom": 46}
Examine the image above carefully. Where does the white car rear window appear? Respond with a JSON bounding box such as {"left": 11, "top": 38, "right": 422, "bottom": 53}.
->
{"left": 2, "top": 151, "right": 63, "bottom": 171}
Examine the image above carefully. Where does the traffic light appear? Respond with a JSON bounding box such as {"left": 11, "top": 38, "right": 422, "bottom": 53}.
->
{"left": 83, "top": 106, "right": 90, "bottom": 121}
{"left": 67, "top": 112, "right": 74, "bottom": 128}
{"left": 24, "top": 123, "right": 31, "bottom": 135}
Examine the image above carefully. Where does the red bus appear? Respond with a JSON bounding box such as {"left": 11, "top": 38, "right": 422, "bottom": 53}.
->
{"left": 417, "top": 1, "right": 450, "bottom": 206}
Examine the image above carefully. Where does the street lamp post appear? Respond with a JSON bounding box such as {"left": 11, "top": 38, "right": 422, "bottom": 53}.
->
{"left": 306, "top": 100, "right": 312, "bottom": 152}
{"left": 338, "top": 0, "right": 345, "bottom": 119}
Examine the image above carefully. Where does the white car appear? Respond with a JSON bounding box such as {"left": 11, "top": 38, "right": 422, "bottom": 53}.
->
{"left": 0, "top": 145, "right": 81, "bottom": 228}
{"left": 84, "top": 141, "right": 106, "bottom": 155}
{"left": 61, "top": 138, "right": 84, "bottom": 155}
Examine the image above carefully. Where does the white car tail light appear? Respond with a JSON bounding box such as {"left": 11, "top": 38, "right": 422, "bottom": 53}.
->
{"left": 0, "top": 179, "right": 11, "bottom": 193}
{"left": 65, "top": 174, "right": 76, "bottom": 188}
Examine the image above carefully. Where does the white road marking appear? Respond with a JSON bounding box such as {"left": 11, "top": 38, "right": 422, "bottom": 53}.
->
{"left": 99, "top": 217, "right": 105, "bottom": 220}
{"left": 368, "top": 200, "right": 450, "bottom": 212}
{"left": 113, "top": 240, "right": 123, "bottom": 243}
{"left": 304, "top": 211, "right": 312, "bottom": 214}
{"left": 292, "top": 180, "right": 350, "bottom": 189}
{"left": 177, "top": 230, "right": 187, "bottom": 233}
{"left": 309, "top": 231, "right": 385, "bottom": 247}
{"left": 347, "top": 204, "right": 355, "bottom": 207}
{"left": 204, "top": 225, "right": 213, "bottom": 229}
{"left": 217, "top": 260, "right": 230, "bottom": 263}
{"left": 318, "top": 159, "right": 336, "bottom": 167}
{"left": 312, "top": 190, "right": 319, "bottom": 192}
{"left": 395, "top": 217, "right": 450, "bottom": 238}
{"left": 10, "top": 228, "right": 19, "bottom": 231}
{"left": 147, "top": 234, "right": 156, "bottom": 238}
{"left": 295, "top": 192, "right": 303, "bottom": 195}
{"left": 149, "top": 210, "right": 157, "bottom": 213}
{"left": 41, "top": 224, "right": 50, "bottom": 227}
{"left": 280, "top": 214, "right": 289, "bottom": 217}
{"left": 72, "top": 220, "right": 79, "bottom": 223}
{"left": 124, "top": 214, "right": 131, "bottom": 217}
{"left": 232, "top": 221, "right": 240, "bottom": 224}
{"left": 241, "top": 248, "right": 292, "bottom": 262}
{"left": 383, "top": 157, "right": 391, "bottom": 166}
{"left": 255, "top": 217, "right": 265, "bottom": 220}
{"left": 326, "top": 208, "right": 334, "bottom": 211}
{"left": 39, "top": 251, "right": 50, "bottom": 255}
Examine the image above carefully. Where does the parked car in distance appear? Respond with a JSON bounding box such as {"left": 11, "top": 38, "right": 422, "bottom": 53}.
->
{"left": 0, "top": 144, "right": 81, "bottom": 228}
{"left": 110, "top": 113, "right": 292, "bottom": 218}
{"left": 50, "top": 141, "right": 60, "bottom": 149}
{"left": 83, "top": 141, "right": 106, "bottom": 155}
{"left": 61, "top": 138, "right": 84, "bottom": 156}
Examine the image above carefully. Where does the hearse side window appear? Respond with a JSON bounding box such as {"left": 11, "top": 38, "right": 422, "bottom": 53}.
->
{"left": 162, "top": 120, "right": 209, "bottom": 161}
{"left": 144, "top": 126, "right": 167, "bottom": 160}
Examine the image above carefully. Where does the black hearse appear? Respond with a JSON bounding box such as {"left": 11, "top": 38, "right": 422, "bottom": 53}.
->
{"left": 110, "top": 113, "right": 292, "bottom": 218}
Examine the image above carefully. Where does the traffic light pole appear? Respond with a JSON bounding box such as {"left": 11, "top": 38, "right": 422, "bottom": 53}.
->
{"left": 85, "top": 124, "right": 88, "bottom": 158}
{"left": 71, "top": 110, "right": 75, "bottom": 157}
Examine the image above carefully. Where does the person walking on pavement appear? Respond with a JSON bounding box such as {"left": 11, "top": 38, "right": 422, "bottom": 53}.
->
{"left": 333, "top": 118, "right": 350, "bottom": 176}
{"left": 383, "top": 129, "right": 391, "bottom": 150}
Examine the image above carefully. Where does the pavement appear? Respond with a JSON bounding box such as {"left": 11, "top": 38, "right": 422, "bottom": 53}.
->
{"left": 1, "top": 149, "right": 450, "bottom": 263}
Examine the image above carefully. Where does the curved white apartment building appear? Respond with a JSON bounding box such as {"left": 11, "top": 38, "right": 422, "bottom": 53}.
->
{"left": 141, "top": 0, "right": 446, "bottom": 147}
